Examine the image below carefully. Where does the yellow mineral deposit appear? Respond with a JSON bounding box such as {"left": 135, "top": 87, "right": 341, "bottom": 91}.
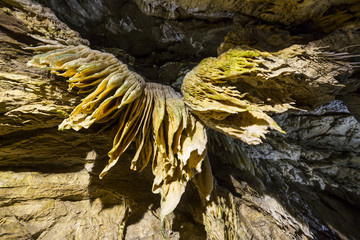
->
{"left": 25, "top": 28, "right": 354, "bottom": 238}
{"left": 27, "top": 44, "right": 211, "bottom": 225}
{"left": 182, "top": 48, "right": 290, "bottom": 145}
{"left": 27, "top": 41, "right": 352, "bottom": 227}
{"left": 182, "top": 45, "right": 352, "bottom": 144}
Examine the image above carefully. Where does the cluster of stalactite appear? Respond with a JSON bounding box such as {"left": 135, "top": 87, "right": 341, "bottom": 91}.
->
{"left": 27, "top": 45, "right": 212, "bottom": 225}
{"left": 27, "top": 40, "right": 354, "bottom": 227}
{"left": 182, "top": 44, "right": 355, "bottom": 144}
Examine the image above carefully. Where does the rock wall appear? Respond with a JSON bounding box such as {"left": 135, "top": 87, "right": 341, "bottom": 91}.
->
{"left": 1, "top": 0, "right": 359, "bottom": 239}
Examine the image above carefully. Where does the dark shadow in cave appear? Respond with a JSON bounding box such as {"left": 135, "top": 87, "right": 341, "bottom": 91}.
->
{"left": 33, "top": 0, "right": 234, "bottom": 82}
{"left": 206, "top": 127, "right": 360, "bottom": 240}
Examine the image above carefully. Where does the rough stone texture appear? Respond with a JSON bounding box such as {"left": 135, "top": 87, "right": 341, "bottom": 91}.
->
{"left": 206, "top": 103, "right": 360, "bottom": 239}
{"left": 1, "top": 0, "right": 360, "bottom": 240}
{"left": 133, "top": 0, "right": 360, "bottom": 32}
{"left": 237, "top": 101, "right": 360, "bottom": 239}
{"left": 33, "top": 0, "right": 234, "bottom": 82}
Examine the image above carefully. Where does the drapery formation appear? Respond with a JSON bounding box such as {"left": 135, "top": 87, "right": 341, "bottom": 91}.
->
{"left": 27, "top": 45, "right": 211, "bottom": 223}
{"left": 182, "top": 45, "right": 354, "bottom": 144}
{"left": 27, "top": 41, "right": 353, "bottom": 223}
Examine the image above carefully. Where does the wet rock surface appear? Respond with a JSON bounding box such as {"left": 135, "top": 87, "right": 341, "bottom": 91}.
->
{"left": 1, "top": 0, "right": 360, "bottom": 239}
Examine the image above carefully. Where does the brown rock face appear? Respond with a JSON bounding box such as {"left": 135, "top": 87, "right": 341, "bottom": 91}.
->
{"left": 1, "top": 0, "right": 359, "bottom": 240}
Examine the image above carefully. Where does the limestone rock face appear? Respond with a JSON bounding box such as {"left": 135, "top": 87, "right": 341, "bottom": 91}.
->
{"left": 1, "top": 0, "right": 360, "bottom": 240}
{"left": 34, "top": 0, "right": 234, "bottom": 81}
{"left": 208, "top": 100, "right": 360, "bottom": 239}
{"left": 134, "top": 0, "right": 360, "bottom": 32}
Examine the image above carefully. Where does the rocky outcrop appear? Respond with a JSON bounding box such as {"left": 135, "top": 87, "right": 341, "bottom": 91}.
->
{"left": 133, "top": 0, "right": 360, "bottom": 29}
{"left": 208, "top": 100, "right": 360, "bottom": 239}
{"left": 1, "top": 0, "right": 359, "bottom": 240}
